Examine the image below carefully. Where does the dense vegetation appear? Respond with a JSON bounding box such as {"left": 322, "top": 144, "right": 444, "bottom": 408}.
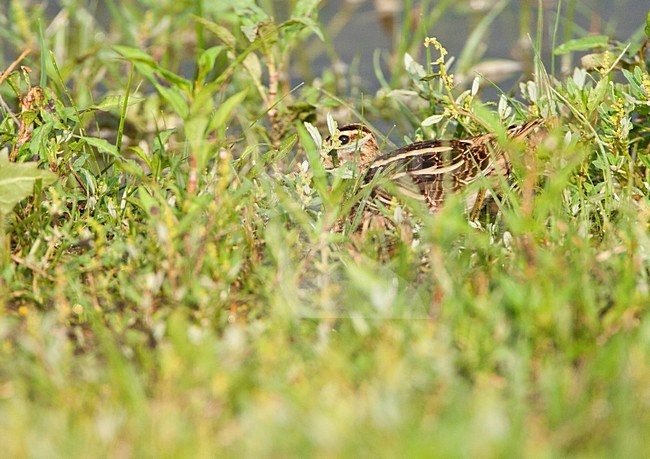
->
{"left": 1, "top": 1, "right": 649, "bottom": 456}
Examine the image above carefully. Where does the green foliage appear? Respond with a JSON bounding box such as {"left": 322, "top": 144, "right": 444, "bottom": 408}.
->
{"left": 554, "top": 35, "right": 610, "bottom": 54}
{"left": 1, "top": 1, "right": 650, "bottom": 457}
{"left": 0, "top": 156, "right": 56, "bottom": 213}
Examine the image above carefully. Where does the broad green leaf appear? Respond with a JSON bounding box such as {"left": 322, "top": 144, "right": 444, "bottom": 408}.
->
{"left": 88, "top": 94, "right": 144, "bottom": 112}
{"left": 131, "top": 185, "right": 160, "bottom": 215}
{"left": 71, "top": 152, "right": 90, "bottom": 171}
{"left": 646, "top": 9, "right": 650, "bottom": 39}
{"left": 279, "top": 18, "right": 324, "bottom": 41}
{"left": 404, "top": 53, "right": 428, "bottom": 93}
{"left": 553, "top": 35, "right": 609, "bottom": 55}
{"left": 112, "top": 47, "right": 191, "bottom": 116}
{"left": 119, "top": 159, "right": 145, "bottom": 178}
{"left": 195, "top": 17, "right": 236, "bottom": 48}
{"left": 113, "top": 45, "right": 192, "bottom": 91}
{"left": 29, "top": 123, "right": 54, "bottom": 159}
{"left": 421, "top": 114, "right": 444, "bottom": 127}
{"left": 404, "top": 53, "right": 426, "bottom": 79}
{"left": 112, "top": 45, "right": 158, "bottom": 69}
{"left": 0, "top": 156, "right": 57, "bottom": 213}
{"left": 587, "top": 78, "right": 609, "bottom": 113}
{"left": 130, "top": 146, "right": 152, "bottom": 170}
{"left": 199, "top": 47, "right": 225, "bottom": 69}
{"left": 621, "top": 69, "right": 642, "bottom": 94}
{"left": 156, "top": 85, "right": 189, "bottom": 119}
{"left": 82, "top": 136, "right": 121, "bottom": 158}
{"left": 197, "top": 46, "right": 225, "bottom": 83}
{"left": 209, "top": 89, "right": 248, "bottom": 133}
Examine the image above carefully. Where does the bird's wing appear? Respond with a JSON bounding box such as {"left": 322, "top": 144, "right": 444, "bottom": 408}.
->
{"left": 367, "top": 137, "right": 510, "bottom": 210}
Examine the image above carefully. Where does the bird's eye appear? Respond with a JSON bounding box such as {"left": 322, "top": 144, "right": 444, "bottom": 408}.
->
{"left": 339, "top": 135, "right": 350, "bottom": 145}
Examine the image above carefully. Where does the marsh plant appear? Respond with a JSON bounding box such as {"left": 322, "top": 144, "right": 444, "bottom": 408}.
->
{"left": 0, "top": 1, "right": 649, "bottom": 456}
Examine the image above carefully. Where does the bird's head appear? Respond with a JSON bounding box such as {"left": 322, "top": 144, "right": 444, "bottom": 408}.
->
{"left": 321, "top": 124, "right": 380, "bottom": 170}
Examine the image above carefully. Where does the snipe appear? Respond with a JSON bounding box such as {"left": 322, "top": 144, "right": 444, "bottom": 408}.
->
{"left": 321, "top": 120, "right": 542, "bottom": 219}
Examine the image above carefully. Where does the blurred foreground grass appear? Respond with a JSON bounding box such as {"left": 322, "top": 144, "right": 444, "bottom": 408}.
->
{"left": 1, "top": 1, "right": 650, "bottom": 457}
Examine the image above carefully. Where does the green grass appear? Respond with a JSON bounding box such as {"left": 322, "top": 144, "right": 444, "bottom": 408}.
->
{"left": 1, "top": 0, "right": 650, "bottom": 457}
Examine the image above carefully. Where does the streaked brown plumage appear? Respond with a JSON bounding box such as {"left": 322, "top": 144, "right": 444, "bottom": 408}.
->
{"left": 322, "top": 120, "right": 542, "bottom": 217}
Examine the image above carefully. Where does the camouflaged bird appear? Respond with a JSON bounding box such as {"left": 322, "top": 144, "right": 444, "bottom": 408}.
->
{"left": 321, "top": 120, "right": 543, "bottom": 219}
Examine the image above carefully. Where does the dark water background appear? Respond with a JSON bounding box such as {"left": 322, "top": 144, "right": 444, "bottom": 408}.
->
{"left": 4, "top": 1, "right": 649, "bottom": 102}
{"left": 314, "top": 0, "right": 648, "bottom": 93}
